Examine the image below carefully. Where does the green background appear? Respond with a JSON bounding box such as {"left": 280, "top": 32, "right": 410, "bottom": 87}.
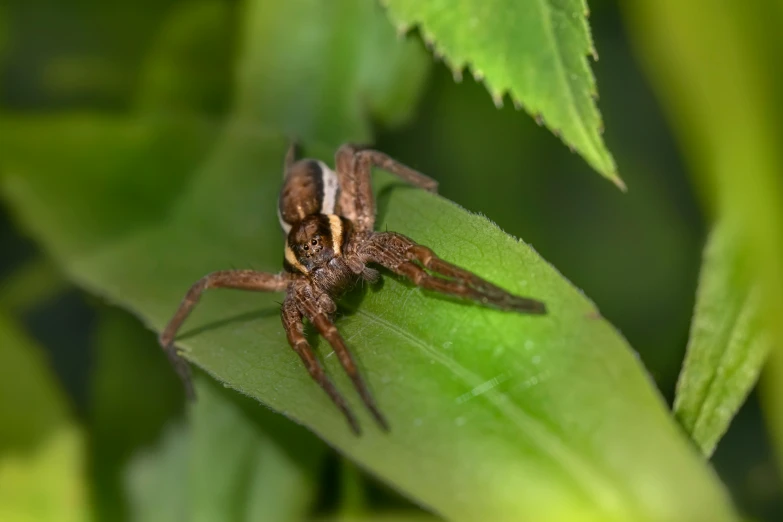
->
{"left": 0, "top": 0, "right": 780, "bottom": 520}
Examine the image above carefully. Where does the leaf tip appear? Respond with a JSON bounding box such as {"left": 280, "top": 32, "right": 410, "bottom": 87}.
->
{"left": 599, "top": 155, "right": 625, "bottom": 191}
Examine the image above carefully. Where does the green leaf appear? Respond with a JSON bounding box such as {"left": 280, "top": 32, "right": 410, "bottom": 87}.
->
{"left": 381, "top": 0, "right": 621, "bottom": 187}
{"left": 126, "top": 374, "right": 324, "bottom": 522}
{"left": 337, "top": 459, "right": 368, "bottom": 517}
{"left": 90, "top": 307, "right": 185, "bottom": 521}
{"left": 0, "top": 115, "right": 737, "bottom": 522}
{"left": 0, "top": 258, "right": 67, "bottom": 314}
{"left": 623, "top": 0, "right": 783, "bottom": 472}
{"left": 0, "top": 311, "right": 90, "bottom": 522}
{"left": 313, "top": 515, "right": 442, "bottom": 522}
{"left": 673, "top": 223, "right": 771, "bottom": 457}
{"left": 125, "top": 422, "right": 189, "bottom": 522}
{"left": 2, "top": 0, "right": 187, "bottom": 108}
{"left": 234, "top": 0, "right": 430, "bottom": 145}
{"left": 0, "top": 5, "right": 7, "bottom": 69}
{"left": 135, "top": 0, "right": 234, "bottom": 115}
{"left": 0, "top": 314, "right": 68, "bottom": 451}
{"left": 761, "top": 348, "right": 783, "bottom": 475}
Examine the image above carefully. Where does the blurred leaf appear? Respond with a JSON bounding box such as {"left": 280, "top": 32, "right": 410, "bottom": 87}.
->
{"left": 0, "top": 312, "right": 67, "bottom": 450}
{"left": 126, "top": 374, "right": 324, "bottom": 522}
{"left": 0, "top": 257, "right": 67, "bottom": 314}
{"left": 673, "top": 223, "right": 771, "bottom": 457}
{"left": 0, "top": 311, "right": 90, "bottom": 522}
{"left": 337, "top": 459, "right": 367, "bottom": 517}
{"left": 0, "top": 5, "right": 7, "bottom": 67}
{"left": 3, "top": 0, "right": 184, "bottom": 108}
{"left": 0, "top": 114, "right": 218, "bottom": 257}
{"left": 0, "top": 427, "right": 87, "bottom": 522}
{"left": 90, "top": 307, "right": 184, "bottom": 521}
{"left": 0, "top": 115, "right": 738, "bottom": 522}
{"left": 126, "top": 421, "right": 189, "bottom": 522}
{"left": 234, "top": 0, "right": 430, "bottom": 145}
{"left": 761, "top": 348, "right": 783, "bottom": 474}
{"left": 135, "top": 0, "right": 235, "bottom": 115}
{"left": 382, "top": 0, "right": 621, "bottom": 187}
{"left": 624, "top": 0, "right": 783, "bottom": 470}
{"left": 312, "top": 515, "right": 441, "bottom": 522}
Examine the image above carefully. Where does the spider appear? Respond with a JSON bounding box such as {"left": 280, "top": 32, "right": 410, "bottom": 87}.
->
{"left": 159, "top": 143, "right": 546, "bottom": 435}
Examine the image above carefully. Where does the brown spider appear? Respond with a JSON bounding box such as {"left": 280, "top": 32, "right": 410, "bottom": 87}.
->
{"left": 159, "top": 143, "right": 546, "bottom": 434}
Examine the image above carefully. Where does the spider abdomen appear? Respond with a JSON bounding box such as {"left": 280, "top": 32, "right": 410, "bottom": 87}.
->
{"left": 278, "top": 159, "right": 339, "bottom": 234}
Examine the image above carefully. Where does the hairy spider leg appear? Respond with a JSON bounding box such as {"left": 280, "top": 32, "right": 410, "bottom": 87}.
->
{"left": 159, "top": 270, "right": 292, "bottom": 397}
{"left": 282, "top": 296, "right": 361, "bottom": 434}
{"left": 292, "top": 284, "right": 389, "bottom": 432}
{"left": 334, "top": 144, "right": 438, "bottom": 233}
{"left": 363, "top": 232, "right": 547, "bottom": 314}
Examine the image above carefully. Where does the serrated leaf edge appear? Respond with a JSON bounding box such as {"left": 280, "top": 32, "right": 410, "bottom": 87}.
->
{"left": 378, "top": 0, "right": 623, "bottom": 189}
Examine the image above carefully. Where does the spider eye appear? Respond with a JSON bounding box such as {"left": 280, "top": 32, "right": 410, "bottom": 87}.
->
{"left": 311, "top": 239, "right": 318, "bottom": 246}
{"left": 303, "top": 245, "right": 309, "bottom": 250}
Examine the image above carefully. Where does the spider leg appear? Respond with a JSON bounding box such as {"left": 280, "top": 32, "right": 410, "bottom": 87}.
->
{"left": 284, "top": 140, "right": 298, "bottom": 171}
{"left": 293, "top": 284, "right": 389, "bottom": 432}
{"left": 363, "top": 232, "right": 547, "bottom": 314}
{"left": 313, "top": 312, "right": 390, "bottom": 432}
{"left": 159, "top": 270, "right": 292, "bottom": 397}
{"left": 282, "top": 296, "right": 361, "bottom": 435}
{"left": 334, "top": 144, "right": 438, "bottom": 233}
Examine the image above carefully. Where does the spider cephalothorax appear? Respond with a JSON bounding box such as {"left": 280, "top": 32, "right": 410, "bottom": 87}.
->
{"left": 160, "top": 143, "right": 546, "bottom": 434}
